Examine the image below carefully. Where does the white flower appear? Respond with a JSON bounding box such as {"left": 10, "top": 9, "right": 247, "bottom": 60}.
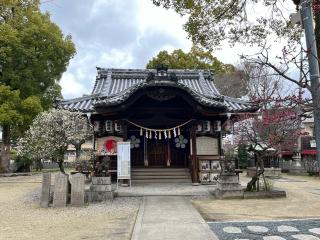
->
{"left": 17, "top": 109, "right": 92, "bottom": 162}
{"left": 174, "top": 135, "right": 188, "bottom": 148}
{"left": 130, "top": 135, "right": 141, "bottom": 149}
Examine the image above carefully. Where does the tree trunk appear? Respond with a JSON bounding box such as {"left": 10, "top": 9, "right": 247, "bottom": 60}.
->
{"left": 0, "top": 125, "right": 11, "bottom": 172}
{"left": 72, "top": 140, "right": 84, "bottom": 162}
{"left": 246, "top": 154, "right": 265, "bottom": 191}
{"left": 57, "top": 160, "right": 65, "bottom": 174}
{"left": 315, "top": 11, "right": 320, "bottom": 66}
{"left": 35, "top": 159, "right": 43, "bottom": 171}
{"left": 75, "top": 144, "right": 81, "bottom": 160}
{"left": 315, "top": 11, "right": 320, "bottom": 174}
{"left": 57, "top": 146, "right": 68, "bottom": 174}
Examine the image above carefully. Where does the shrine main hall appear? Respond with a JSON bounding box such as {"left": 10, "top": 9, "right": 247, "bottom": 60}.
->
{"left": 60, "top": 67, "right": 256, "bottom": 183}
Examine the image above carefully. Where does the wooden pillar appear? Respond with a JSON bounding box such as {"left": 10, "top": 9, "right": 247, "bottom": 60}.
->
{"left": 144, "top": 135, "right": 148, "bottom": 167}
{"left": 167, "top": 140, "right": 171, "bottom": 167}
{"left": 191, "top": 124, "right": 198, "bottom": 183}
{"left": 122, "top": 121, "right": 128, "bottom": 141}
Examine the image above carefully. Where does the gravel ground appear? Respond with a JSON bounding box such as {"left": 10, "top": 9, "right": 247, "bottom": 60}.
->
{"left": 0, "top": 174, "right": 141, "bottom": 240}
{"left": 192, "top": 173, "right": 320, "bottom": 221}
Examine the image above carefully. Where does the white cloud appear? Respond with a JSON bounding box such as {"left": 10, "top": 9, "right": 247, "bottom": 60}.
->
{"left": 41, "top": 0, "right": 194, "bottom": 99}
{"left": 60, "top": 72, "right": 88, "bottom": 99}
{"left": 136, "top": 0, "right": 191, "bottom": 51}
{"left": 44, "top": 0, "right": 298, "bottom": 100}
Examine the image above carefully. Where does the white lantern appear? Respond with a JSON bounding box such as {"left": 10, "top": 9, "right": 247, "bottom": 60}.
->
{"left": 105, "top": 120, "right": 113, "bottom": 132}
{"left": 213, "top": 120, "right": 221, "bottom": 132}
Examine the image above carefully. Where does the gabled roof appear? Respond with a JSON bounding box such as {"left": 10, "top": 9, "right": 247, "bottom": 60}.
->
{"left": 60, "top": 68, "right": 257, "bottom": 113}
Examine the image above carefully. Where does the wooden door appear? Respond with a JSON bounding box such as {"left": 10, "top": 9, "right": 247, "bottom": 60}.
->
{"left": 148, "top": 141, "right": 166, "bottom": 166}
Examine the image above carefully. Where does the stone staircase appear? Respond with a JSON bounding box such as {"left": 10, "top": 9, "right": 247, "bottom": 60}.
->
{"left": 131, "top": 168, "right": 191, "bottom": 183}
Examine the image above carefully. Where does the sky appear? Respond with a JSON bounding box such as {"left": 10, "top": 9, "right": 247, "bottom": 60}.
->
{"left": 41, "top": 0, "right": 193, "bottom": 99}
{"left": 40, "top": 0, "right": 297, "bottom": 100}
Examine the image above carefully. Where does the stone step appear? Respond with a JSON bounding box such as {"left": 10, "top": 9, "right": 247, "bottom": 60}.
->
{"left": 131, "top": 168, "right": 191, "bottom": 183}
{"left": 132, "top": 178, "right": 192, "bottom": 183}
{"left": 132, "top": 172, "right": 189, "bottom": 176}
{"left": 132, "top": 175, "right": 190, "bottom": 180}
{"left": 132, "top": 168, "right": 189, "bottom": 172}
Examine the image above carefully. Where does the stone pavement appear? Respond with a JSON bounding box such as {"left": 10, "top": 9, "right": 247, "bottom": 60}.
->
{"left": 131, "top": 196, "right": 218, "bottom": 240}
{"left": 116, "top": 182, "right": 214, "bottom": 197}
{"left": 208, "top": 219, "right": 320, "bottom": 240}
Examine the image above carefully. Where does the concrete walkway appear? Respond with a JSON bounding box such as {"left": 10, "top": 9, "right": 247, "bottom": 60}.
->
{"left": 131, "top": 196, "right": 218, "bottom": 240}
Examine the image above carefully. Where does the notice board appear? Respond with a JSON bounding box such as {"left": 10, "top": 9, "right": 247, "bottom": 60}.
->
{"left": 196, "top": 136, "right": 219, "bottom": 155}
{"left": 117, "top": 141, "right": 131, "bottom": 180}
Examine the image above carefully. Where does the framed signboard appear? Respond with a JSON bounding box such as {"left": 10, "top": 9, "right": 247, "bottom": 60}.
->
{"left": 117, "top": 141, "right": 131, "bottom": 188}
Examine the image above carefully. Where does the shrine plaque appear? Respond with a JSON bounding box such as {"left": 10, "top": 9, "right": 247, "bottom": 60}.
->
{"left": 70, "top": 173, "right": 85, "bottom": 207}
{"left": 117, "top": 142, "right": 131, "bottom": 180}
{"left": 196, "top": 136, "right": 219, "bottom": 155}
{"left": 53, "top": 173, "right": 68, "bottom": 207}
{"left": 40, "top": 173, "right": 51, "bottom": 208}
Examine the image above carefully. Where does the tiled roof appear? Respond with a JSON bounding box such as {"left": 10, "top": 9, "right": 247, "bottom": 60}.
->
{"left": 60, "top": 68, "right": 256, "bottom": 112}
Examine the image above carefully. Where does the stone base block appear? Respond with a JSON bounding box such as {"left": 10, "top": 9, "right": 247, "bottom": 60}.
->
{"left": 90, "top": 191, "right": 114, "bottom": 202}
{"left": 92, "top": 177, "right": 111, "bottom": 185}
{"left": 243, "top": 190, "right": 286, "bottom": 199}
{"left": 219, "top": 174, "right": 239, "bottom": 183}
{"left": 288, "top": 167, "right": 308, "bottom": 176}
{"left": 217, "top": 182, "right": 243, "bottom": 191}
{"left": 90, "top": 184, "right": 112, "bottom": 192}
{"left": 214, "top": 173, "right": 244, "bottom": 199}
{"left": 215, "top": 189, "right": 244, "bottom": 199}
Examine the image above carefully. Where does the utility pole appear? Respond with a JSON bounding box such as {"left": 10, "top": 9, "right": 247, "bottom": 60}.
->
{"left": 300, "top": 0, "right": 320, "bottom": 171}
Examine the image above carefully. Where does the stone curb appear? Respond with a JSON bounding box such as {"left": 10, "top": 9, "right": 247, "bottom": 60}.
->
{"left": 184, "top": 197, "right": 219, "bottom": 240}
{"left": 0, "top": 172, "right": 41, "bottom": 177}
{"left": 130, "top": 197, "right": 145, "bottom": 240}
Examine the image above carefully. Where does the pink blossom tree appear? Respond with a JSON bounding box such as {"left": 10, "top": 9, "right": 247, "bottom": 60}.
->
{"left": 234, "top": 102, "right": 301, "bottom": 191}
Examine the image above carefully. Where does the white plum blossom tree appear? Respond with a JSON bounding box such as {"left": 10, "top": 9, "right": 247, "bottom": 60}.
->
{"left": 17, "top": 109, "right": 92, "bottom": 173}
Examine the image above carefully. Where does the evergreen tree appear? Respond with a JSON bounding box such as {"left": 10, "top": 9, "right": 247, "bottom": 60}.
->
{"left": 0, "top": 0, "right": 76, "bottom": 171}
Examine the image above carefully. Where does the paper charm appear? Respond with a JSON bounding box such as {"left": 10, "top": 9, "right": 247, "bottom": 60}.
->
{"left": 173, "top": 128, "right": 177, "bottom": 137}
{"left": 154, "top": 131, "right": 157, "bottom": 139}
{"left": 177, "top": 127, "right": 181, "bottom": 135}
{"left": 140, "top": 128, "right": 143, "bottom": 136}
{"left": 159, "top": 131, "right": 162, "bottom": 139}
{"left": 164, "top": 131, "right": 167, "bottom": 139}
{"left": 168, "top": 130, "right": 171, "bottom": 139}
